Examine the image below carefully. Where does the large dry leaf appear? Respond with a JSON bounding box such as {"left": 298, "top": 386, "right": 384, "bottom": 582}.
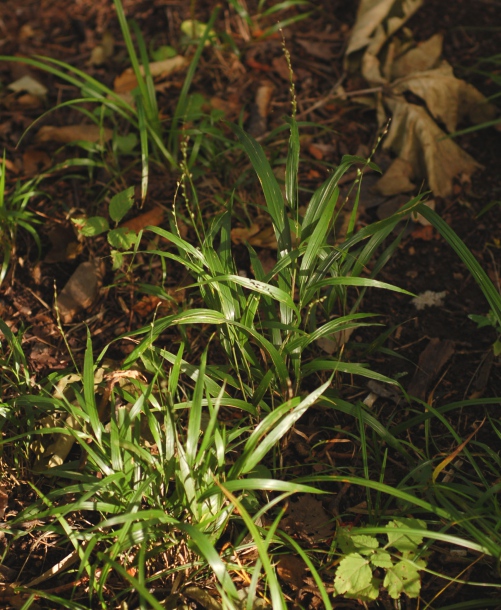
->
{"left": 36, "top": 124, "right": 113, "bottom": 144}
{"left": 345, "top": 0, "right": 423, "bottom": 82}
{"left": 376, "top": 157, "right": 415, "bottom": 196}
{"left": 392, "top": 61, "right": 497, "bottom": 132}
{"left": 390, "top": 33, "right": 443, "bottom": 79}
{"left": 345, "top": 3, "right": 497, "bottom": 198}
{"left": 378, "top": 98, "right": 482, "bottom": 198}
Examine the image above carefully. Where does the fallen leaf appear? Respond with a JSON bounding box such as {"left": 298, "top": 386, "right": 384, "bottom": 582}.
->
{"left": 345, "top": 3, "right": 495, "bottom": 198}
{"left": 246, "top": 55, "right": 272, "bottom": 72}
{"left": 209, "top": 95, "right": 242, "bottom": 119}
{"left": 277, "top": 555, "right": 306, "bottom": 589}
{"left": 35, "top": 125, "right": 113, "bottom": 145}
{"left": 247, "top": 81, "right": 274, "bottom": 137}
{"left": 377, "top": 98, "right": 482, "bottom": 198}
{"left": 308, "top": 143, "right": 324, "bottom": 160}
{"left": 282, "top": 496, "right": 334, "bottom": 544}
{"left": 23, "top": 149, "right": 51, "bottom": 177}
{"left": 231, "top": 222, "right": 277, "bottom": 249}
{"left": 114, "top": 56, "right": 187, "bottom": 94}
{"left": 296, "top": 38, "right": 334, "bottom": 60}
{"left": 392, "top": 62, "right": 497, "bottom": 133}
{"left": 272, "top": 55, "right": 294, "bottom": 81}
{"left": 391, "top": 33, "right": 443, "bottom": 79}
{"left": 0, "top": 158, "right": 19, "bottom": 174}
{"left": 8, "top": 74, "right": 47, "bottom": 97}
{"left": 410, "top": 224, "right": 434, "bottom": 240}
{"left": 375, "top": 157, "right": 415, "bottom": 196}
{"left": 55, "top": 260, "right": 103, "bottom": 323}
{"left": 14, "top": 93, "right": 43, "bottom": 109}
{"left": 346, "top": 0, "right": 423, "bottom": 82}
{"left": 121, "top": 206, "right": 164, "bottom": 233}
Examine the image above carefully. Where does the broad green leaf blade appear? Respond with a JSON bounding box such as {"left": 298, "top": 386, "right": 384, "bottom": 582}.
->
{"left": 229, "top": 122, "right": 291, "bottom": 254}
{"left": 386, "top": 518, "right": 427, "bottom": 552}
{"left": 109, "top": 186, "right": 134, "bottom": 223}
{"left": 186, "top": 350, "right": 207, "bottom": 467}
{"left": 235, "top": 378, "right": 331, "bottom": 476}
{"left": 299, "top": 185, "right": 338, "bottom": 291}
{"left": 196, "top": 274, "right": 298, "bottom": 316}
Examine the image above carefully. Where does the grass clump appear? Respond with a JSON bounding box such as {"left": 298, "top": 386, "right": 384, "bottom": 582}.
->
{"left": 1, "top": 2, "right": 501, "bottom": 609}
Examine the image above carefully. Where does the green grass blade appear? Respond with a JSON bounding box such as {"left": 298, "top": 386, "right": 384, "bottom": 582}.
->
{"left": 186, "top": 349, "right": 207, "bottom": 467}
{"left": 416, "top": 202, "right": 501, "bottom": 323}
{"left": 229, "top": 123, "right": 291, "bottom": 255}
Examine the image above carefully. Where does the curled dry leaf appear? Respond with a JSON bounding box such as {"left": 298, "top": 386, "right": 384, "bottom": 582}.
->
{"left": 231, "top": 222, "right": 278, "bottom": 249}
{"left": 247, "top": 81, "right": 275, "bottom": 138}
{"left": 375, "top": 157, "right": 415, "bottom": 196}
{"left": 55, "top": 260, "right": 103, "bottom": 323}
{"left": 36, "top": 124, "right": 113, "bottom": 145}
{"left": 114, "top": 56, "right": 188, "bottom": 94}
{"left": 121, "top": 206, "right": 164, "bottom": 233}
{"left": 345, "top": 0, "right": 423, "bottom": 83}
{"left": 390, "top": 33, "right": 443, "bottom": 79}
{"left": 378, "top": 98, "right": 482, "bottom": 198}
{"left": 345, "top": 1, "right": 497, "bottom": 198}
{"left": 391, "top": 62, "right": 496, "bottom": 132}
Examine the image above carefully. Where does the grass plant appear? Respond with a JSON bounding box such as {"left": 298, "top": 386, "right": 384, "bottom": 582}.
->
{"left": 0, "top": 2, "right": 500, "bottom": 609}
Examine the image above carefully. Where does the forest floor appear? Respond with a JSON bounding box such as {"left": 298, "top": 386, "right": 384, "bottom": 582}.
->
{"left": 0, "top": 1, "right": 500, "bottom": 608}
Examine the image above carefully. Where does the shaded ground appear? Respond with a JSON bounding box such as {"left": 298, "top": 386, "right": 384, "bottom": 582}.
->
{"left": 0, "top": 0, "right": 500, "bottom": 608}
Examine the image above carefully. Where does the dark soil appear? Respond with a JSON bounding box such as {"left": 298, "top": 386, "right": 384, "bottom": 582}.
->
{"left": 0, "top": 0, "right": 500, "bottom": 608}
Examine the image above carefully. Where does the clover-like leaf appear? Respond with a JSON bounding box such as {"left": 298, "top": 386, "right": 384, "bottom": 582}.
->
{"left": 371, "top": 550, "right": 393, "bottom": 569}
{"left": 334, "top": 553, "right": 379, "bottom": 600}
{"left": 386, "top": 518, "right": 426, "bottom": 552}
{"left": 337, "top": 527, "right": 378, "bottom": 555}
{"left": 73, "top": 216, "right": 109, "bottom": 237}
{"left": 383, "top": 559, "right": 422, "bottom": 599}
{"left": 107, "top": 227, "right": 139, "bottom": 250}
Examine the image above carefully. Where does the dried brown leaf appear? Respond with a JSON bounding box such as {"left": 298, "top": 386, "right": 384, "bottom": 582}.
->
{"left": 121, "top": 206, "right": 164, "bottom": 233}
{"left": 35, "top": 124, "right": 113, "bottom": 144}
{"left": 114, "top": 56, "right": 187, "bottom": 94}
{"left": 231, "top": 222, "right": 278, "bottom": 249}
{"left": 377, "top": 99, "right": 482, "bottom": 198}
{"left": 277, "top": 555, "right": 306, "bottom": 588}
{"left": 392, "top": 62, "right": 497, "bottom": 132}
{"left": 55, "top": 260, "right": 103, "bottom": 323}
